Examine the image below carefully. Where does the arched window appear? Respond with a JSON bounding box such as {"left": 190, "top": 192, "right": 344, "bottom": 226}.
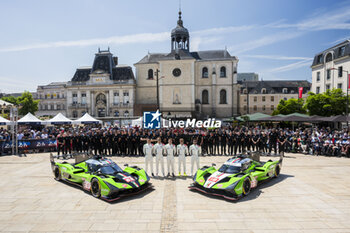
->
{"left": 202, "top": 67, "right": 208, "bottom": 78}
{"left": 282, "top": 88, "right": 288, "bottom": 94}
{"left": 202, "top": 90, "right": 209, "bottom": 104}
{"left": 148, "top": 69, "right": 154, "bottom": 79}
{"left": 73, "top": 111, "right": 78, "bottom": 118}
{"left": 325, "top": 53, "right": 333, "bottom": 63}
{"left": 114, "top": 110, "right": 119, "bottom": 117}
{"left": 220, "top": 66, "right": 226, "bottom": 77}
{"left": 261, "top": 88, "right": 266, "bottom": 94}
{"left": 124, "top": 110, "right": 129, "bottom": 117}
{"left": 219, "top": 89, "right": 227, "bottom": 104}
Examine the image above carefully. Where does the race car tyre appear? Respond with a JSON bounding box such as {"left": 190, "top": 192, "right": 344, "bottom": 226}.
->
{"left": 91, "top": 178, "right": 101, "bottom": 198}
{"left": 274, "top": 165, "right": 280, "bottom": 178}
{"left": 242, "top": 177, "right": 251, "bottom": 196}
{"left": 54, "top": 166, "right": 61, "bottom": 181}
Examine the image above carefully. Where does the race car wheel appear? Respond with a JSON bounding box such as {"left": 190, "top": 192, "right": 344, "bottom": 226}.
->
{"left": 91, "top": 178, "right": 101, "bottom": 198}
{"left": 242, "top": 177, "right": 251, "bottom": 196}
{"left": 274, "top": 165, "right": 280, "bottom": 178}
{"left": 54, "top": 166, "right": 61, "bottom": 181}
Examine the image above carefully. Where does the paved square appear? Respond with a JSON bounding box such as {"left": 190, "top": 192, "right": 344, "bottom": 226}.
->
{"left": 0, "top": 153, "right": 350, "bottom": 233}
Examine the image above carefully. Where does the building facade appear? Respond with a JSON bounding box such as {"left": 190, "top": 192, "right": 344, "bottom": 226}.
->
{"left": 36, "top": 82, "right": 67, "bottom": 117}
{"left": 239, "top": 80, "right": 311, "bottom": 115}
{"left": 134, "top": 11, "right": 239, "bottom": 118}
{"left": 311, "top": 39, "right": 350, "bottom": 94}
{"left": 36, "top": 49, "right": 136, "bottom": 120}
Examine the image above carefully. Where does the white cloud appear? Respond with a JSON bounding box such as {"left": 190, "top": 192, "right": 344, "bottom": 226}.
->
{"left": 228, "top": 31, "right": 303, "bottom": 54}
{"left": 241, "top": 54, "right": 313, "bottom": 61}
{"left": 0, "top": 32, "right": 170, "bottom": 53}
{"left": 264, "top": 59, "right": 312, "bottom": 73}
{"left": 272, "top": 5, "right": 350, "bottom": 31}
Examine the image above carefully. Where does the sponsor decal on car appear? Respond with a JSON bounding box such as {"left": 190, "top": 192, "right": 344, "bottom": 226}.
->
{"left": 83, "top": 180, "right": 91, "bottom": 190}
{"left": 122, "top": 184, "right": 128, "bottom": 188}
{"left": 251, "top": 176, "right": 258, "bottom": 188}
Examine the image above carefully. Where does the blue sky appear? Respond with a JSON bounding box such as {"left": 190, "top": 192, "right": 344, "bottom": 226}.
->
{"left": 0, "top": 0, "right": 350, "bottom": 93}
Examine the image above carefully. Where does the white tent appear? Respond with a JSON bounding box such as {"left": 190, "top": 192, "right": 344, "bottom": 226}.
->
{"left": 0, "top": 115, "right": 11, "bottom": 125}
{"left": 47, "top": 113, "right": 73, "bottom": 125}
{"left": 18, "top": 113, "right": 44, "bottom": 125}
{"left": 131, "top": 116, "right": 169, "bottom": 128}
{"left": 74, "top": 113, "right": 102, "bottom": 124}
{"left": 0, "top": 99, "right": 13, "bottom": 107}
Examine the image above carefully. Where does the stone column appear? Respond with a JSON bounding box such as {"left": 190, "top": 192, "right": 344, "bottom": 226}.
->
{"left": 106, "top": 90, "right": 110, "bottom": 116}
{"left": 211, "top": 64, "right": 217, "bottom": 117}
{"left": 91, "top": 91, "right": 95, "bottom": 116}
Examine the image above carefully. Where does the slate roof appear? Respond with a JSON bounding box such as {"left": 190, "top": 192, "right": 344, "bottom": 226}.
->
{"left": 312, "top": 39, "right": 350, "bottom": 67}
{"left": 71, "top": 50, "right": 135, "bottom": 82}
{"left": 239, "top": 80, "right": 311, "bottom": 94}
{"left": 135, "top": 50, "right": 236, "bottom": 64}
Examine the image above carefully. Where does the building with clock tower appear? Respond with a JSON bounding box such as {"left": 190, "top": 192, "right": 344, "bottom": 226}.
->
{"left": 134, "top": 10, "right": 239, "bottom": 118}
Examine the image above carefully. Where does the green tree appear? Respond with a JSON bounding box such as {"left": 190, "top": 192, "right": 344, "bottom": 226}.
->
{"left": 1, "top": 96, "right": 18, "bottom": 105}
{"left": 305, "top": 89, "right": 348, "bottom": 116}
{"left": 17, "top": 91, "right": 39, "bottom": 115}
{"left": 1, "top": 92, "right": 39, "bottom": 115}
{"left": 272, "top": 98, "right": 306, "bottom": 115}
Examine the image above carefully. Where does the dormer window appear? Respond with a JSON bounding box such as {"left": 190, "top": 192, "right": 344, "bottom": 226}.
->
{"left": 282, "top": 88, "right": 288, "bottom": 94}
{"left": 325, "top": 53, "right": 333, "bottom": 63}
{"left": 243, "top": 89, "right": 248, "bottom": 94}
{"left": 261, "top": 88, "right": 266, "bottom": 94}
{"left": 220, "top": 66, "right": 226, "bottom": 78}
{"left": 148, "top": 69, "right": 154, "bottom": 80}
{"left": 202, "top": 67, "right": 208, "bottom": 78}
{"left": 339, "top": 46, "right": 346, "bottom": 57}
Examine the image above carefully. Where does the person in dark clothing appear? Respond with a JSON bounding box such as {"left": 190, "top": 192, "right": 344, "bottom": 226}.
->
{"left": 227, "top": 131, "right": 234, "bottom": 155}
{"left": 251, "top": 132, "right": 260, "bottom": 152}
{"left": 57, "top": 132, "right": 65, "bottom": 156}
{"left": 213, "top": 131, "right": 219, "bottom": 155}
{"left": 260, "top": 132, "right": 267, "bottom": 153}
{"left": 64, "top": 133, "right": 72, "bottom": 155}
{"left": 220, "top": 132, "right": 227, "bottom": 155}
{"left": 126, "top": 131, "right": 134, "bottom": 156}
{"left": 269, "top": 129, "right": 278, "bottom": 155}
{"left": 208, "top": 132, "right": 214, "bottom": 155}
{"left": 278, "top": 131, "right": 287, "bottom": 156}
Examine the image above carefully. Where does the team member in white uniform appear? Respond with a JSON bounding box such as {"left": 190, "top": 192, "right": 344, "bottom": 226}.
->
{"left": 153, "top": 137, "right": 165, "bottom": 176}
{"left": 177, "top": 138, "right": 188, "bottom": 176}
{"left": 189, "top": 139, "right": 201, "bottom": 176}
{"left": 164, "top": 138, "right": 176, "bottom": 177}
{"left": 143, "top": 138, "right": 154, "bottom": 176}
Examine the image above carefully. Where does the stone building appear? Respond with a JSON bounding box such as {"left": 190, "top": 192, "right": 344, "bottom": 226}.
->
{"left": 134, "top": 10, "right": 239, "bottom": 118}
{"left": 311, "top": 39, "right": 350, "bottom": 94}
{"left": 36, "top": 49, "right": 136, "bottom": 121}
{"left": 66, "top": 49, "right": 136, "bottom": 120}
{"left": 239, "top": 80, "right": 311, "bottom": 115}
{"left": 36, "top": 82, "right": 67, "bottom": 117}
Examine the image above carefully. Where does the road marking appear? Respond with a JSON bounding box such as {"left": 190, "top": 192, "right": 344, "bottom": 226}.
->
{"left": 160, "top": 179, "right": 177, "bottom": 233}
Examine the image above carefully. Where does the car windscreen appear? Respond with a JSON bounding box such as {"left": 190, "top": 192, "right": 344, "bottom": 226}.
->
{"left": 99, "top": 163, "right": 123, "bottom": 175}
{"left": 218, "top": 164, "right": 241, "bottom": 174}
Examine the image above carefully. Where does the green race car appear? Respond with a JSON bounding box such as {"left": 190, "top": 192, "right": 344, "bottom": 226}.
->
{"left": 50, "top": 154, "right": 152, "bottom": 201}
{"left": 189, "top": 153, "right": 282, "bottom": 201}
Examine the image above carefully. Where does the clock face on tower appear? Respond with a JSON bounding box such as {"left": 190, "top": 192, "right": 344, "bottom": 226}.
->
{"left": 172, "top": 68, "right": 181, "bottom": 77}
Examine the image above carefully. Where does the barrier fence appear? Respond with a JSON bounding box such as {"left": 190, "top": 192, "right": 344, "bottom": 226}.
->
{"left": 0, "top": 139, "right": 57, "bottom": 155}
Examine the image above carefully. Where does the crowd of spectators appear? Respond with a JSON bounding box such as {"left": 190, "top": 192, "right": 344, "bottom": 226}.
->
{"left": 0, "top": 125, "right": 349, "bottom": 157}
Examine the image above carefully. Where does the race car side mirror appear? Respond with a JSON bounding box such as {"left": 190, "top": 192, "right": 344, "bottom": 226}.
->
{"left": 124, "top": 164, "right": 129, "bottom": 167}
{"left": 212, "top": 163, "right": 216, "bottom": 167}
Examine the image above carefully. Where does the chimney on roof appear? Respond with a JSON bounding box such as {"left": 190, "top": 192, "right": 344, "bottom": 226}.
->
{"left": 113, "top": 56, "right": 118, "bottom": 66}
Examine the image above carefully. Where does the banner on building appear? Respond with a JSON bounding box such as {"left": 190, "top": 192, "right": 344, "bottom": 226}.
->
{"left": 298, "top": 87, "right": 303, "bottom": 99}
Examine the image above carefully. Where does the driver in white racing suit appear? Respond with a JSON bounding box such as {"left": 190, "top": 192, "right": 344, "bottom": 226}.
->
{"left": 189, "top": 139, "right": 201, "bottom": 176}
{"left": 177, "top": 138, "right": 188, "bottom": 176}
{"left": 143, "top": 138, "right": 154, "bottom": 176}
{"left": 164, "top": 138, "right": 176, "bottom": 177}
{"left": 153, "top": 137, "right": 165, "bottom": 177}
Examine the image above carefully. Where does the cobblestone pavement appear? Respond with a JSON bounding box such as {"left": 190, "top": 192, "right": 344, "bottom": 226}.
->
{"left": 0, "top": 153, "right": 350, "bottom": 233}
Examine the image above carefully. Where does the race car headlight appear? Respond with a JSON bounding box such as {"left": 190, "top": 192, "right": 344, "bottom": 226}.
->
{"left": 225, "top": 180, "right": 239, "bottom": 191}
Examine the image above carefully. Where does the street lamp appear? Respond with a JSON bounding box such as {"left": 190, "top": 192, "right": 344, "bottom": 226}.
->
{"left": 331, "top": 67, "right": 349, "bottom": 128}
{"left": 154, "top": 69, "right": 165, "bottom": 112}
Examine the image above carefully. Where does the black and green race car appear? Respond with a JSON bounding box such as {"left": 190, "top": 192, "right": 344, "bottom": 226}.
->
{"left": 189, "top": 154, "right": 282, "bottom": 201}
{"left": 50, "top": 154, "right": 152, "bottom": 201}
